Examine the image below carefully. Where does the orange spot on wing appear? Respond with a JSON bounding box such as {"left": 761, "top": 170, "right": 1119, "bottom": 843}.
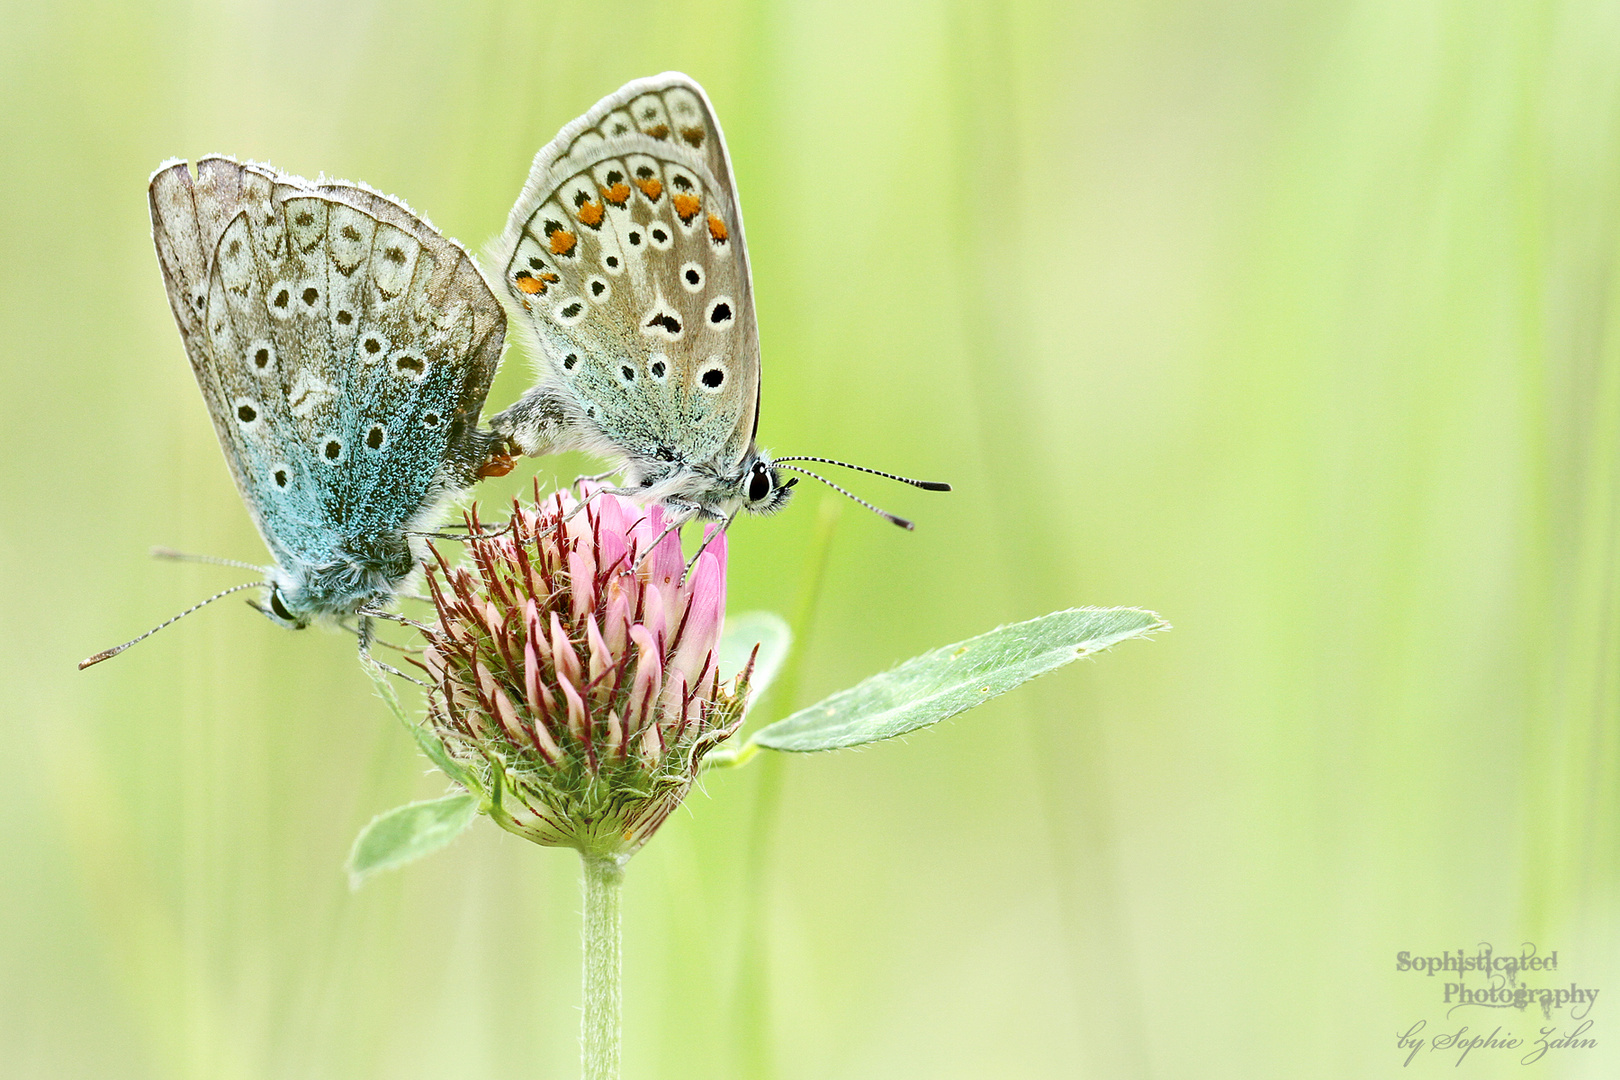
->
{"left": 514, "top": 270, "right": 559, "bottom": 295}
{"left": 644, "top": 123, "right": 670, "bottom": 140}
{"left": 601, "top": 182, "right": 630, "bottom": 206}
{"left": 672, "top": 193, "right": 702, "bottom": 223}
{"left": 634, "top": 176, "right": 663, "bottom": 202}
{"left": 549, "top": 229, "right": 577, "bottom": 256}
{"left": 707, "top": 214, "right": 729, "bottom": 243}
{"left": 681, "top": 126, "right": 704, "bottom": 147}
{"left": 577, "top": 200, "right": 604, "bottom": 227}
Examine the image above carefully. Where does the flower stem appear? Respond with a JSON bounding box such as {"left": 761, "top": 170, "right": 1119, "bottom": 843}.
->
{"left": 580, "top": 853, "right": 625, "bottom": 1080}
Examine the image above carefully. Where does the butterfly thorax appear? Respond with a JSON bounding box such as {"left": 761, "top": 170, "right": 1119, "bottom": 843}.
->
{"left": 263, "top": 531, "right": 417, "bottom": 627}
{"left": 617, "top": 446, "right": 791, "bottom": 523}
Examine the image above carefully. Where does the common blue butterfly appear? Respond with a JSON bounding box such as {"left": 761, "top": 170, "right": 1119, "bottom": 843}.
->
{"left": 486, "top": 73, "right": 947, "bottom": 534}
{"left": 82, "top": 157, "right": 509, "bottom": 667}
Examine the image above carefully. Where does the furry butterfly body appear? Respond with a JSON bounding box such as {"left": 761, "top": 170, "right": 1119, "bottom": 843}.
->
{"left": 488, "top": 73, "right": 792, "bottom": 525}
{"left": 149, "top": 157, "right": 506, "bottom": 628}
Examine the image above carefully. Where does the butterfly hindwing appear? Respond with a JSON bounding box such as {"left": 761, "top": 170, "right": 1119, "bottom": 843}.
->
{"left": 149, "top": 156, "right": 504, "bottom": 622}
{"left": 491, "top": 74, "right": 761, "bottom": 490}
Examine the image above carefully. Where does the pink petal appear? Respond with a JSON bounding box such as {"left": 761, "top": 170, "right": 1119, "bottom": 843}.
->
{"left": 628, "top": 623, "right": 664, "bottom": 734}
{"left": 550, "top": 611, "right": 581, "bottom": 691}
{"left": 568, "top": 545, "right": 596, "bottom": 624}
{"left": 602, "top": 589, "right": 630, "bottom": 659}
{"left": 524, "top": 600, "right": 550, "bottom": 665}
{"left": 596, "top": 491, "right": 637, "bottom": 545}
{"left": 558, "top": 676, "right": 588, "bottom": 738}
{"left": 641, "top": 580, "right": 667, "bottom": 650}
{"left": 646, "top": 516, "right": 685, "bottom": 597}
{"left": 585, "top": 616, "right": 610, "bottom": 685}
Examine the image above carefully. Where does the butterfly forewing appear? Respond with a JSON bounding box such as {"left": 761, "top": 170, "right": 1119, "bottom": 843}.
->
{"left": 148, "top": 156, "right": 504, "bottom": 621}
{"left": 493, "top": 74, "right": 761, "bottom": 478}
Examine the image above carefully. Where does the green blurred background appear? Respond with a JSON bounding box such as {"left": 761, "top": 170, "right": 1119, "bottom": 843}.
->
{"left": 5, "top": 0, "right": 1619, "bottom": 1076}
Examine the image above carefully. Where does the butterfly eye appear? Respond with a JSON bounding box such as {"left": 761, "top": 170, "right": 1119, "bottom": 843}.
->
{"left": 748, "top": 463, "right": 772, "bottom": 502}
{"left": 268, "top": 588, "right": 295, "bottom": 623}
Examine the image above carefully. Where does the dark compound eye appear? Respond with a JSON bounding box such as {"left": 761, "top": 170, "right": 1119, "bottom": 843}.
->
{"left": 748, "top": 464, "right": 771, "bottom": 502}
{"left": 269, "top": 589, "right": 295, "bottom": 622}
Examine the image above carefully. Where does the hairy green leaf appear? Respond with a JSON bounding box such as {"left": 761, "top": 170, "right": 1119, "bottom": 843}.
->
{"left": 347, "top": 792, "right": 479, "bottom": 888}
{"left": 750, "top": 607, "right": 1166, "bottom": 753}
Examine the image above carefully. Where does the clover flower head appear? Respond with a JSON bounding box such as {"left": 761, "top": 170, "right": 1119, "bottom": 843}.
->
{"left": 418, "top": 486, "right": 751, "bottom": 857}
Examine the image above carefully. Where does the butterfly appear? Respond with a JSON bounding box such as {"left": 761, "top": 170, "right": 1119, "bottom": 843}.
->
{"left": 82, "top": 157, "right": 511, "bottom": 668}
{"left": 485, "top": 73, "right": 947, "bottom": 536}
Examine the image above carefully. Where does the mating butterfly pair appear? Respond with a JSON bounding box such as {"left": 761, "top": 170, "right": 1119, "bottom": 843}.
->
{"left": 82, "top": 73, "right": 944, "bottom": 668}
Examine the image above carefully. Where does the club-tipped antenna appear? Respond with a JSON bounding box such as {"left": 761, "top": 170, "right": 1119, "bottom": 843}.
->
{"left": 150, "top": 547, "right": 265, "bottom": 572}
{"left": 774, "top": 464, "right": 917, "bottom": 530}
{"left": 773, "top": 457, "right": 951, "bottom": 492}
{"left": 78, "top": 580, "right": 264, "bottom": 670}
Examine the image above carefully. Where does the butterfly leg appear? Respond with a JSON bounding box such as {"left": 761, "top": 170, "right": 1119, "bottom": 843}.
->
{"left": 683, "top": 508, "right": 739, "bottom": 580}
{"left": 632, "top": 507, "right": 700, "bottom": 572}
{"left": 489, "top": 387, "right": 577, "bottom": 458}
{"left": 573, "top": 468, "right": 622, "bottom": 489}
{"left": 354, "top": 608, "right": 431, "bottom": 686}
{"left": 408, "top": 519, "right": 517, "bottom": 542}
{"left": 562, "top": 483, "right": 645, "bottom": 523}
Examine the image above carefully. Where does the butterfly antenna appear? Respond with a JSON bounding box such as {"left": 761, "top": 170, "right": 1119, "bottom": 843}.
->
{"left": 150, "top": 547, "right": 266, "bottom": 572}
{"left": 772, "top": 457, "right": 951, "bottom": 492}
{"left": 78, "top": 581, "right": 263, "bottom": 670}
{"left": 774, "top": 465, "right": 918, "bottom": 530}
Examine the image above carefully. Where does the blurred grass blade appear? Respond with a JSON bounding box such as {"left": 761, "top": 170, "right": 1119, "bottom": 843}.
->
{"left": 347, "top": 792, "right": 479, "bottom": 888}
{"left": 718, "top": 611, "right": 792, "bottom": 711}
{"left": 750, "top": 607, "right": 1167, "bottom": 753}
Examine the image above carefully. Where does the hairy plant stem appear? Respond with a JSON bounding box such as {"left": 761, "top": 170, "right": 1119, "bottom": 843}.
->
{"left": 581, "top": 853, "right": 625, "bottom": 1080}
